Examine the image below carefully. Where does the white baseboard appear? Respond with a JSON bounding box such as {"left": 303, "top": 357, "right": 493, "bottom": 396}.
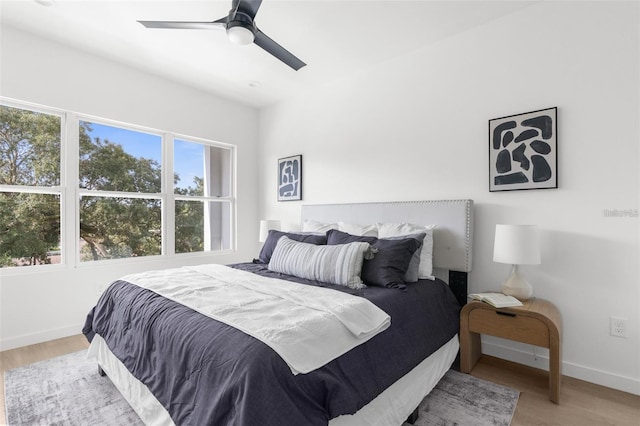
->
{"left": 482, "top": 340, "right": 640, "bottom": 396}
{"left": 0, "top": 324, "right": 84, "bottom": 352}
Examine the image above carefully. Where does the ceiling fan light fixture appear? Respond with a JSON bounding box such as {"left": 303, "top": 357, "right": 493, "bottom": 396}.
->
{"left": 227, "top": 25, "right": 254, "bottom": 45}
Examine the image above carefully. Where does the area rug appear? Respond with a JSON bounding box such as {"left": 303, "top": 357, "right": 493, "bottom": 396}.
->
{"left": 5, "top": 351, "right": 518, "bottom": 425}
{"left": 4, "top": 350, "right": 143, "bottom": 426}
{"left": 407, "top": 369, "right": 519, "bottom": 426}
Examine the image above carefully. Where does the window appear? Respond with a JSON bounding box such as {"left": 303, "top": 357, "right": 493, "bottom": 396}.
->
{"left": 0, "top": 104, "right": 62, "bottom": 267}
{"left": 0, "top": 100, "right": 235, "bottom": 268}
{"left": 174, "top": 139, "right": 233, "bottom": 253}
{"left": 79, "top": 121, "right": 163, "bottom": 262}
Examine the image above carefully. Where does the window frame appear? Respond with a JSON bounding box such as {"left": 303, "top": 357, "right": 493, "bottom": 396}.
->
{"left": 0, "top": 100, "right": 66, "bottom": 270}
{"left": 0, "top": 99, "right": 236, "bottom": 274}
{"left": 171, "top": 135, "right": 235, "bottom": 254}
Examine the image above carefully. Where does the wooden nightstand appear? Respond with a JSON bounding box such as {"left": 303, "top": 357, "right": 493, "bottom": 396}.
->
{"left": 460, "top": 298, "right": 562, "bottom": 403}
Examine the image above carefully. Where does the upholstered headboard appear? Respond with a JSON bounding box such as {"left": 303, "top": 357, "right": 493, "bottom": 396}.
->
{"left": 301, "top": 200, "right": 474, "bottom": 306}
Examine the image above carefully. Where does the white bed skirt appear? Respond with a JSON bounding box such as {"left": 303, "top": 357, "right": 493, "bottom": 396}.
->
{"left": 88, "top": 334, "right": 459, "bottom": 426}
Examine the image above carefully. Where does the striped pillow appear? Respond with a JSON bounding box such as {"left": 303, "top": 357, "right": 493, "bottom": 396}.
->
{"left": 268, "top": 236, "right": 371, "bottom": 289}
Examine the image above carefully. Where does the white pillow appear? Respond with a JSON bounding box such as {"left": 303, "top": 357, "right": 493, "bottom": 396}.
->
{"left": 302, "top": 219, "right": 338, "bottom": 233}
{"left": 268, "top": 236, "right": 371, "bottom": 289}
{"left": 338, "top": 222, "right": 378, "bottom": 237}
{"left": 377, "top": 223, "right": 436, "bottom": 280}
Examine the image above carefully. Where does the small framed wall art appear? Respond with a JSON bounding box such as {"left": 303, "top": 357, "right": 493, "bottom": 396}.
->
{"left": 489, "top": 107, "right": 557, "bottom": 192}
{"left": 277, "top": 154, "right": 302, "bottom": 201}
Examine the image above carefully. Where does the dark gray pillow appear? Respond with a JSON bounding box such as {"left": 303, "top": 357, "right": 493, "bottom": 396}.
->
{"left": 258, "top": 230, "right": 327, "bottom": 264}
{"left": 326, "top": 229, "right": 424, "bottom": 288}
{"left": 383, "top": 234, "right": 424, "bottom": 283}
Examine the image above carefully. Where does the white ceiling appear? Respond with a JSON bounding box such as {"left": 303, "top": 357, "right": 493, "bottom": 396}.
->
{"left": 1, "top": 0, "right": 536, "bottom": 108}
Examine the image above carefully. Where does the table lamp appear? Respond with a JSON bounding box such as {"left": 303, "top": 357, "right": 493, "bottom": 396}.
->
{"left": 493, "top": 224, "right": 541, "bottom": 300}
{"left": 259, "top": 220, "right": 281, "bottom": 243}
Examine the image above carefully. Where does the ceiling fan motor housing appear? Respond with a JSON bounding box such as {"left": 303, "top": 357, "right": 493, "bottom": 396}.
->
{"left": 226, "top": 10, "right": 256, "bottom": 45}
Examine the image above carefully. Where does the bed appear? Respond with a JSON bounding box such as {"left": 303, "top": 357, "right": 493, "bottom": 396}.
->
{"left": 83, "top": 199, "right": 474, "bottom": 426}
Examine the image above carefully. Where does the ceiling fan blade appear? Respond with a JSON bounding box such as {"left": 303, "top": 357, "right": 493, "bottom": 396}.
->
{"left": 138, "top": 19, "right": 226, "bottom": 30}
{"left": 254, "top": 29, "right": 306, "bottom": 71}
{"left": 236, "top": 0, "right": 263, "bottom": 19}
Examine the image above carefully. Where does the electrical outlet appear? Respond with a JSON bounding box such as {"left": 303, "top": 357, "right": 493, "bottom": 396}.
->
{"left": 610, "top": 316, "right": 628, "bottom": 338}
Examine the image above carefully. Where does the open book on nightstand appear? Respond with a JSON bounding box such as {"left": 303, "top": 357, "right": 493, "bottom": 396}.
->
{"left": 467, "top": 292, "right": 523, "bottom": 308}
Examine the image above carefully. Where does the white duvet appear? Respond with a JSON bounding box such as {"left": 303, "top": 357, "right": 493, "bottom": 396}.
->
{"left": 122, "top": 264, "right": 391, "bottom": 375}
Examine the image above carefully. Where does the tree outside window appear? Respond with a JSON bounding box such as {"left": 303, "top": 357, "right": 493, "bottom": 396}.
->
{"left": 0, "top": 105, "right": 61, "bottom": 267}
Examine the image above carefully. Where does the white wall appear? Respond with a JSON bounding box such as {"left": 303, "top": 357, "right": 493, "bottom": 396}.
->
{"left": 258, "top": 2, "right": 640, "bottom": 394}
{"left": 0, "top": 26, "right": 260, "bottom": 350}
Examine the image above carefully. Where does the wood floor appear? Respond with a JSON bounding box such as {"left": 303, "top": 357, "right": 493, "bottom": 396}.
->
{"left": 469, "top": 355, "right": 640, "bottom": 426}
{"left": 1, "top": 335, "right": 639, "bottom": 425}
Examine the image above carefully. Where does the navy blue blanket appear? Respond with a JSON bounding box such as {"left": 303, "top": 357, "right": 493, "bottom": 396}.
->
{"left": 83, "top": 263, "right": 460, "bottom": 426}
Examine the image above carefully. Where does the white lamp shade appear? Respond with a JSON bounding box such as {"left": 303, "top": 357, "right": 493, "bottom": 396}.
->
{"left": 493, "top": 224, "right": 541, "bottom": 265}
{"left": 259, "top": 220, "right": 281, "bottom": 242}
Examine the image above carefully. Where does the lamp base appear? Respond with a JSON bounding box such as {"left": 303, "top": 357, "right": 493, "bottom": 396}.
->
{"left": 501, "top": 264, "right": 533, "bottom": 301}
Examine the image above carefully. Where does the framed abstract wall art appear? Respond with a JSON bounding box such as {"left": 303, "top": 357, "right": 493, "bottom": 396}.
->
{"left": 277, "top": 155, "right": 302, "bottom": 201}
{"left": 489, "top": 107, "right": 558, "bottom": 192}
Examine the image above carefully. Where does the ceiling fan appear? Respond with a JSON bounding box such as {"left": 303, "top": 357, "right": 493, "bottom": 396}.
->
{"left": 138, "top": 0, "right": 306, "bottom": 71}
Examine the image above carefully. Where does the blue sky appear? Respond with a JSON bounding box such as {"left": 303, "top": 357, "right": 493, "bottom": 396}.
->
{"left": 174, "top": 139, "right": 204, "bottom": 189}
{"left": 84, "top": 122, "right": 203, "bottom": 190}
